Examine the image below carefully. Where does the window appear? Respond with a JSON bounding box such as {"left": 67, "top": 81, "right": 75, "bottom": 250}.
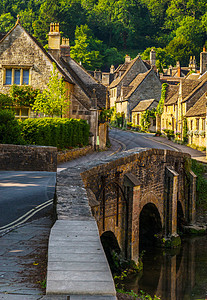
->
{"left": 15, "top": 107, "right": 30, "bottom": 119}
{"left": 137, "top": 114, "right": 140, "bottom": 125}
{"left": 190, "top": 120, "right": 193, "bottom": 130}
{"left": 196, "top": 118, "right": 199, "bottom": 130}
{"left": 4, "top": 68, "right": 30, "bottom": 85}
{"left": 202, "top": 118, "right": 205, "bottom": 130}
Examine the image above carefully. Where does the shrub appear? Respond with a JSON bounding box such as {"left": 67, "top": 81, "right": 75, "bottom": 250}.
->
{"left": 20, "top": 118, "right": 90, "bottom": 149}
{"left": 0, "top": 109, "right": 24, "bottom": 144}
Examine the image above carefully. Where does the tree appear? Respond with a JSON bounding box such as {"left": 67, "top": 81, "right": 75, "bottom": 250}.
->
{"left": 70, "top": 24, "right": 103, "bottom": 70}
{"left": 0, "top": 13, "right": 15, "bottom": 32}
{"left": 141, "top": 47, "right": 175, "bottom": 72}
{"left": 0, "top": 93, "right": 13, "bottom": 110}
{"left": 32, "top": 64, "right": 69, "bottom": 117}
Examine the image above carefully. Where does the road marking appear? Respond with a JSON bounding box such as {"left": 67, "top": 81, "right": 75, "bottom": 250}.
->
{"left": 143, "top": 136, "right": 180, "bottom": 151}
{"left": 109, "top": 137, "right": 127, "bottom": 156}
{"left": 0, "top": 199, "right": 53, "bottom": 233}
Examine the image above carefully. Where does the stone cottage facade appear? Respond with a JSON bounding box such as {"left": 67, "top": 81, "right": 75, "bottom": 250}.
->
{"left": 161, "top": 76, "right": 207, "bottom": 148}
{"left": 0, "top": 20, "right": 107, "bottom": 148}
{"left": 109, "top": 53, "right": 162, "bottom": 121}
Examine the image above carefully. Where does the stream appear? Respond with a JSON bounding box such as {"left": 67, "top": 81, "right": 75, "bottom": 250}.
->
{"left": 123, "top": 235, "right": 207, "bottom": 300}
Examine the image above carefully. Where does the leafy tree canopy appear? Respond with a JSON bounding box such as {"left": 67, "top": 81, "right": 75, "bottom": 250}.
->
{"left": 33, "top": 64, "right": 70, "bottom": 117}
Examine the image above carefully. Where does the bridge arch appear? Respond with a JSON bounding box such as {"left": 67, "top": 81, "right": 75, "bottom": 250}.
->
{"left": 139, "top": 203, "right": 162, "bottom": 251}
{"left": 140, "top": 192, "right": 163, "bottom": 226}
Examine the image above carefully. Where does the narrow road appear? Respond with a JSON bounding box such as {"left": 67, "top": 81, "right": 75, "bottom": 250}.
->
{"left": 109, "top": 128, "right": 179, "bottom": 151}
{"left": 0, "top": 171, "right": 56, "bottom": 232}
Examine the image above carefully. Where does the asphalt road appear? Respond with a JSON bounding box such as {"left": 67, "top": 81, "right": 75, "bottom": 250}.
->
{"left": 0, "top": 171, "right": 56, "bottom": 231}
{"left": 109, "top": 128, "right": 179, "bottom": 151}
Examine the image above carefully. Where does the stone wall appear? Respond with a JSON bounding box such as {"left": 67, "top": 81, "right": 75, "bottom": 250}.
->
{"left": 57, "top": 145, "right": 93, "bottom": 164}
{"left": 56, "top": 148, "right": 194, "bottom": 262}
{"left": 0, "top": 144, "right": 57, "bottom": 171}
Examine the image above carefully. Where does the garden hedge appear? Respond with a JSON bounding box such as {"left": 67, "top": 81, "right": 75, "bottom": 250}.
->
{"left": 20, "top": 118, "right": 90, "bottom": 149}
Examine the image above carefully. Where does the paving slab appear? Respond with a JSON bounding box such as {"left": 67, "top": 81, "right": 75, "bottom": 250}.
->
{"left": 46, "top": 220, "right": 116, "bottom": 296}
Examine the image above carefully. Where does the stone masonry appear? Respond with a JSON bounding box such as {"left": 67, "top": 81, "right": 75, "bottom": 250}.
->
{"left": 0, "top": 144, "right": 57, "bottom": 171}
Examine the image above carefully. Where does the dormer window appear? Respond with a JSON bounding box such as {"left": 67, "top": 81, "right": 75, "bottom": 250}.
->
{"left": 3, "top": 66, "right": 30, "bottom": 85}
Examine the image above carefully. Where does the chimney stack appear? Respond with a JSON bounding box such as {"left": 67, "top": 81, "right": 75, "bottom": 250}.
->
{"left": 60, "top": 37, "right": 70, "bottom": 63}
{"left": 200, "top": 45, "right": 207, "bottom": 75}
{"left": 125, "top": 55, "right": 131, "bottom": 63}
{"left": 48, "top": 23, "right": 61, "bottom": 60}
{"left": 110, "top": 65, "right": 115, "bottom": 74}
{"left": 176, "top": 61, "right": 181, "bottom": 77}
{"left": 150, "top": 49, "right": 156, "bottom": 66}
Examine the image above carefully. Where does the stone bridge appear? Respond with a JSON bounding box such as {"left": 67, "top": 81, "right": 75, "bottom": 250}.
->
{"left": 46, "top": 148, "right": 196, "bottom": 298}
{"left": 81, "top": 148, "right": 196, "bottom": 263}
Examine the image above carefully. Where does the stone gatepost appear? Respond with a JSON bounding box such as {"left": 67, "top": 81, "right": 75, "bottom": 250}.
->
{"left": 90, "top": 108, "right": 99, "bottom": 149}
{"left": 124, "top": 173, "right": 141, "bottom": 263}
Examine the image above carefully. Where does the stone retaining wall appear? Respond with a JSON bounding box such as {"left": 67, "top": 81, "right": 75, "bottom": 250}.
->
{"left": 57, "top": 145, "right": 93, "bottom": 164}
{"left": 0, "top": 144, "right": 57, "bottom": 171}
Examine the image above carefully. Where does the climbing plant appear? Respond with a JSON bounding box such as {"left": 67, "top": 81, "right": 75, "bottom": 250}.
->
{"left": 141, "top": 109, "right": 156, "bottom": 131}
{"left": 156, "top": 83, "right": 168, "bottom": 116}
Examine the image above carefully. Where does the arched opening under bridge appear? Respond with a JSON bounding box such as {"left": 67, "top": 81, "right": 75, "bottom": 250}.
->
{"left": 139, "top": 203, "right": 162, "bottom": 252}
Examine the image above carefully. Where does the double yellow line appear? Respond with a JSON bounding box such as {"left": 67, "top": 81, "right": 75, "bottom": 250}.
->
{"left": 0, "top": 198, "right": 53, "bottom": 235}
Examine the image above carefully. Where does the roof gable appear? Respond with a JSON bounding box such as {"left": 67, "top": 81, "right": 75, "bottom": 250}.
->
{"left": 132, "top": 99, "right": 158, "bottom": 112}
{"left": 110, "top": 56, "right": 148, "bottom": 88}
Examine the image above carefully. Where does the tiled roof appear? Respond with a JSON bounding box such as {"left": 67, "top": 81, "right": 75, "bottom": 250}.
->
{"left": 60, "top": 58, "right": 106, "bottom": 109}
{"left": 165, "top": 85, "right": 179, "bottom": 105}
{"left": 132, "top": 99, "right": 158, "bottom": 112}
{"left": 185, "top": 93, "right": 206, "bottom": 117}
{"left": 124, "top": 69, "right": 152, "bottom": 99}
{"left": 182, "top": 78, "right": 207, "bottom": 103}
{"left": 110, "top": 56, "right": 141, "bottom": 88}
{"left": 181, "top": 79, "right": 201, "bottom": 101}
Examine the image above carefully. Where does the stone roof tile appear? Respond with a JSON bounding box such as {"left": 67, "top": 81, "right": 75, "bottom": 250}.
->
{"left": 185, "top": 93, "right": 207, "bottom": 117}
{"left": 132, "top": 99, "right": 158, "bottom": 112}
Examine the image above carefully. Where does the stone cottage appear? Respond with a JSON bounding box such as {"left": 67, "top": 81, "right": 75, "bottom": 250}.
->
{"left": 161, "top": 76, "right": 207, "bottom": 148}
{"left": 109, "top": 52, "right": 161, "bottom": 121}
{"left": 0, "top": 19, "right": 107, "bottom": 148}
{"left": 131, "top": 99, "right": 158, "bottom": 131}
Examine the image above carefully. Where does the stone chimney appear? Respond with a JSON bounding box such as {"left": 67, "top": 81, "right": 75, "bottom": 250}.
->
{"left": 110, "top": 65, "right": 115, "bottom": 74}
{"left": 189, "top": 56, "right": 197, "bottom": 71}
{"left": 48, "top": 23, "right": 61, "bottom": 60}
{"left": 176, "top": 61, "right": 181, "bottom": 77}
{"left": 200, "top": 45, "right": 207, "bottom": 74}
{"left": 125, "top": 55, "right": 131, "bottom": 63}
{"left": 91, "top": 88, "right": 97, "bottom": 109}
{"left": 60, "top": 38, "right": 70, "bottom": 63}
{"left": 150, "top": 49, "right": 156, "bottom": 66}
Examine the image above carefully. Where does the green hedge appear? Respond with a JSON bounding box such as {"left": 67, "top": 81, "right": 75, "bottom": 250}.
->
{"left": 0, "top": 110, "right": 24, "bottom": 145}
{"left": 19, "top": 118, "right": 90, "bottom": 149}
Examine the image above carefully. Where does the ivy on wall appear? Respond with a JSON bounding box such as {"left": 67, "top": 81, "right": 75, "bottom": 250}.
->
{"left": 156, "top": 83, "right": 168, "bottom": 116}
{"left": 141, "top": 109, "right": 156, "bottom": 131}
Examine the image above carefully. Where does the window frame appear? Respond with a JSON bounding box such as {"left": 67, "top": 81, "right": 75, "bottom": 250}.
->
{"left": 2, "top": 65, "right": 32, "bottom": 86}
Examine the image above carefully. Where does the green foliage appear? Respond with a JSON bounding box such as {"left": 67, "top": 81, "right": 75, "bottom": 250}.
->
{"left": 20, "top": 117, "right": 89, "bottom": 149}
{"left": 1, "top": 0, "right": 207, "bottom": 70}
{"left": 10, "top": 85, "right": 39, "bottom": 107}
{"left": 0, "top": 13, "right": 15, "bottom": 32}
{"left": 0, "top": 93, "right": 13, "bottom": 109}
{"left": 70, "top": 24, "right": 103, "bottom": 70}
{"left": 191, "top": 159, "right": 207, "bottom": 210}
{"left": 33, "top": 64, "right": 69, "bottom": 117}
{"left": 141, "top": 109, "right": 156, "bottom": 131}
{"left": 0, "top": 109, "right": 24, "bottom": 144}
{"left": 156, "top": 83, "right": 168, "bottom": 116}
{"left": 141, "top": 47, "right": 175, "bottom": 72}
